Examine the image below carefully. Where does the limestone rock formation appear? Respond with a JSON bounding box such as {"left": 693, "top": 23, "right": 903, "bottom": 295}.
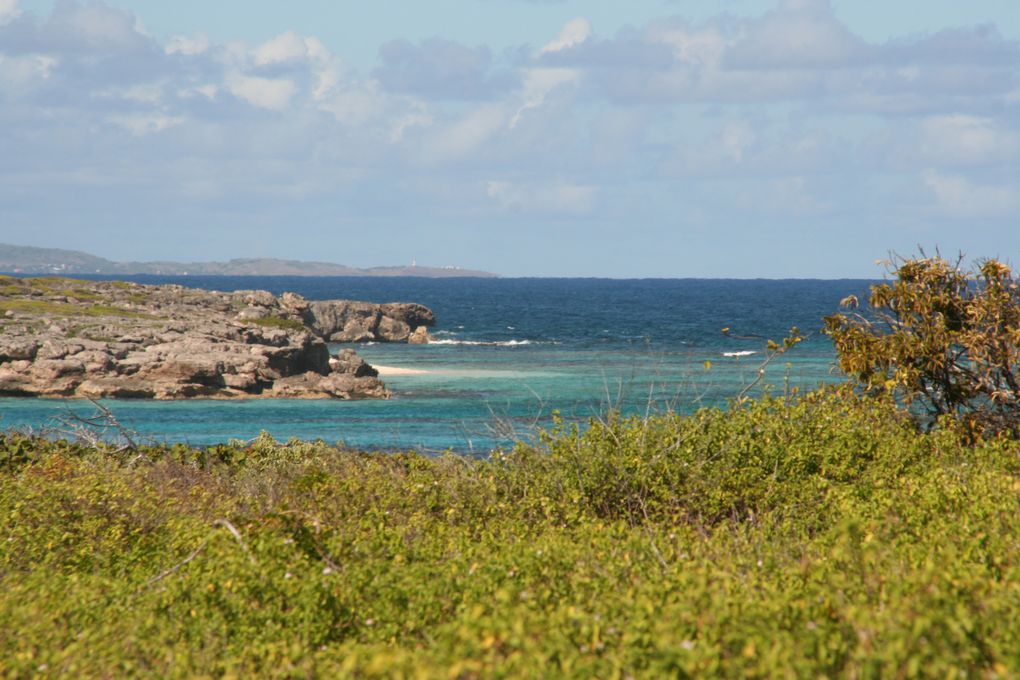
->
{"left": 408, "top": 326, "right": 433, "bottom": 345}
{"left": 303, "top": 300, "right": 435, "bottom": 343}
{"left": 0, "top": 276, "right": 435, "bottom": 400}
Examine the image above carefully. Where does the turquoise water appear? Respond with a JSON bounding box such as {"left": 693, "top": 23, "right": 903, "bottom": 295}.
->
{"left": 0, "top": 277, "right": 871, "bottom": 453}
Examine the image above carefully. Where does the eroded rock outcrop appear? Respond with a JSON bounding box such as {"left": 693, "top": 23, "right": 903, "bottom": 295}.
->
{"left": 303, "top": 300, "right": 435, "bottom": 343}
{"left": 0, "top": 276, "right": 435, "bottom": 400}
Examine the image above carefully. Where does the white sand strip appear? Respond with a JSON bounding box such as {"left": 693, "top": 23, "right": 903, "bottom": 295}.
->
{"left": 373, "top": 365, "right": 431, "bottom": 376}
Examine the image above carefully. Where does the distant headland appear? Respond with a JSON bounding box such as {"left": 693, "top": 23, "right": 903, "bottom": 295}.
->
{"left": 0, "top": 244, "right": 499, "bottom": 278}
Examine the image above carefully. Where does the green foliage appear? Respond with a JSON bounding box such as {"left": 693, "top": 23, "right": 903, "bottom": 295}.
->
{"left": 248, "top": 315, "right": 308, "bottom": 332}
{"left": 825, "top": 254, "right": 1020, "bottom": 437}
{"left": 24, "top": 276, "right": 93, "bottom": 287}
{"left": 2, "top": 394, "right": 1020, "bottom": 677}
{"left": 0, "top": 299, "right": 154, "bottom": 318}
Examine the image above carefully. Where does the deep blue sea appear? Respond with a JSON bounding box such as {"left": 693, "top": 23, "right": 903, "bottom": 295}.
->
{"left": 0, "top": 276, "right": 873, "bottom": 454}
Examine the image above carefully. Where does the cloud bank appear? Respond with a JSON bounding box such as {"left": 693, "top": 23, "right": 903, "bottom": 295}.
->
{"left": 0, "top": 0, "right": 1017, "bottom": 276}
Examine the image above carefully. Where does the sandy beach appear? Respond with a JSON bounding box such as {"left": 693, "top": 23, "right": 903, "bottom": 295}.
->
{"left": 373, "top": 365, "right": 430, "bottom": 376}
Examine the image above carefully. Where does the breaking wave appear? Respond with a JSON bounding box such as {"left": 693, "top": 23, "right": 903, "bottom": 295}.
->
{"left": 429, "top": 339, "right": 537, "bottom": 347}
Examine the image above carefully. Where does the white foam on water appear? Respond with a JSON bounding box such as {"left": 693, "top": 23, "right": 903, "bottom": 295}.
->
{"left": 722, "top": 350, "right": 758, "bottom": 357}
{"left": 428, "top": 339, "right": 536, "bottom": 347}
{"left": 375, "top": 365, "right": 560, "bottom": 379}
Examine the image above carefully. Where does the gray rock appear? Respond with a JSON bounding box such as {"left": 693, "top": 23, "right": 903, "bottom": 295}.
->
{"left": 233, "top": 290, "right": 276, "bottom": 307}
{"left": 332, "top": 348, "right": 380, "bottom": 378}
{"left": 236, "top": 306, "right": 270, "bottom": 321}
{"left": 408, "top": 326, "right": 432, "bottom": 345}
{"left": 304, "top": 300, "right": 435, "bottom": 343}
{"left": 0, "top": 339, "right": 39, "bottom": 361}
{"left": 0, "top": 276, "right": 434, "bottom": 400}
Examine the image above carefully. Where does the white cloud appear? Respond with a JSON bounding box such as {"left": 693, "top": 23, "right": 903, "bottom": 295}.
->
{"left": 0, "top": 0, "right": 20, "bottom": 26}
{"left": 108, "top": 113, "right": 184, "bottom": 136}
{"left": 645, "top": 22, "right": 727, "bottom": 66}
{"left": 540, "top": 17, "right": 592, "bottom": 55}
{"left": 923, "top": 171, "right": 1020, "bottom": 219}
{"left": 226, "top": 73, "right": 297, "bottom": 110}
{"left": 1, "top": 0, "right": 1018, "bottom": 275}
{"left": 250, "top": 31, "right": 344, "bottom": 105}
{"left": 43, "top": 1, "right": 151, "bottom": 54}
{"left": 177, "top": 84, "right": 218, "bottom": 100}
{"left": 919, "top": 115, "right": 1019, "bottom": 166}
{"left": 165, "top": 34, "right": 210, "bottom": 56}
{"left": 0, "top": 54, "right": 57, "bottom": 88}
{"left": 422, "top": 104, "right": 506, "bottom": 161}
{"left": 390, "top": 103, "right": 434, "bottom": 143}
{"left": 255, "top": 31, "right": 314, "bottom": 66}
{"left": 727, "top": 0, "right": 863, "bottom": 68}
{"left": 511, "top": 67, "right": 578, "bottom": 128}
{"left": 98, "top": 82, "right": 164, "bottom": 104}
{"left": 486, "top": 179, "right": 596, "bottom": 215}
{"left": 317, "top": 80, "right": 386, "bottom": 126}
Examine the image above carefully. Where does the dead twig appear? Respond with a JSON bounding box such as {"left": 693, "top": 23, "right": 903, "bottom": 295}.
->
{"left": 53, "top": 398, "right": 146, "bottom": 454}
{"left": 727, "top": 328, "right": 812, "bottom": 405}
{"left": 144, "top": 539, "right": 211, "bottom": 588}
{"left": 143, "top": 518, "right": 257, "bottom": 590}
{"left": 213, "top": 518, "right": 257, "bottom": 565}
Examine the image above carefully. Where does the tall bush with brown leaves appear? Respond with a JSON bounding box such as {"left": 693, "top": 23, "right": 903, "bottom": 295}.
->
{"left": 824, "top": 255, "right": 1020, "bottom": 437}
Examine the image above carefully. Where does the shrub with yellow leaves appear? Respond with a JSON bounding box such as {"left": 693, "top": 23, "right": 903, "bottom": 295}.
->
{"left": 825, "top": 253, "right": 1020, "bottom": 437}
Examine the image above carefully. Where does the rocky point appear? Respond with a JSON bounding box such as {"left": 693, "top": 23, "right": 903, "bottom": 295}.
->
{"left": 0, "top": 276, "right": 435, "bottom": 400}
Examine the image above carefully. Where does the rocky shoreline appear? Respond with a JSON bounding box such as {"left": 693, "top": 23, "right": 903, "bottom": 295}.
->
{"left": 0, "top": 276, "right": 434, "bottom": 400}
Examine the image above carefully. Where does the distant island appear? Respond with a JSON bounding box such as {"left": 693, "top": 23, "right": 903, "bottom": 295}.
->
{"left": 0, "top": 244, "right": 498, "bottom": 278}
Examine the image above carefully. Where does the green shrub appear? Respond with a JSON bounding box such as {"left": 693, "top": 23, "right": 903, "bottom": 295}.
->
{"left": 826, "top": 254, "right": 1020, "bottom": 437}
{"left": 2, "top": 393, "right": 1019, "bottom": 677}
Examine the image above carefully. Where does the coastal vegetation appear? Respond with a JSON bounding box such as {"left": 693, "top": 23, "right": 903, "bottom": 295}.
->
{"left": 250, "top": 315, "right": 312, "bottom": 332}
{"left": 826, "top": 254, "right": 1020, "bottom": 437}
{"left": 0, "top": 299, "right": 154, "bottom": 319}
{"left": 1, "top": 255, "right": 1018, "bottom": 677}
{"left": 2, "top": 391, "right": 1019, "bottom": 677}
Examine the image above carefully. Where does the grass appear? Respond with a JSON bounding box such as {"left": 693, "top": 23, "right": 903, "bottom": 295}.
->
{"left": 0, "top": 284, "right": 26, "bottom": 297}
{"left": 1, "top": 390, "right": 1019, "bottom": 677}
{"left": 51, "top": 288, "right": 103, "bottom": 302}
{"left": 0, "top": 276, "right": 152, "bottom": 315}
{"left": 23, "top": 276, "right": 93, "bottom": 288}
{"left": 248, "top": 315, "right": 308, "bottom": 332}
{"left": 0, "top": 299, "right": 155, "bottom": 319}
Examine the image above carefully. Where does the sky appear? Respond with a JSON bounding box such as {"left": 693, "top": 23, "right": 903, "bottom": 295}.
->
{"left": 0, "top": 0, "right": 1018, "bottom": 277}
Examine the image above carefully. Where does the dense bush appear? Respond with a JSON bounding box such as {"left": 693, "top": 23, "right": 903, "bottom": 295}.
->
{"left": 825, "top": 254, "right": 1020, "bottom": 437}
{"left": 3, "top": 392, "right": 1020, "bottom": 677}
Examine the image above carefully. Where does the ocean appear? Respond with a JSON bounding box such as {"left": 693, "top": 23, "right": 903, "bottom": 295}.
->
{"left": 0, "top": 276, "right": 873, "bottom": 454}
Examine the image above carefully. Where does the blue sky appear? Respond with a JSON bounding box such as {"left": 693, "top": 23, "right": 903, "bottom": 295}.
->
{"left": 1, "top": 0, "right": 1018, "bottom": 277}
